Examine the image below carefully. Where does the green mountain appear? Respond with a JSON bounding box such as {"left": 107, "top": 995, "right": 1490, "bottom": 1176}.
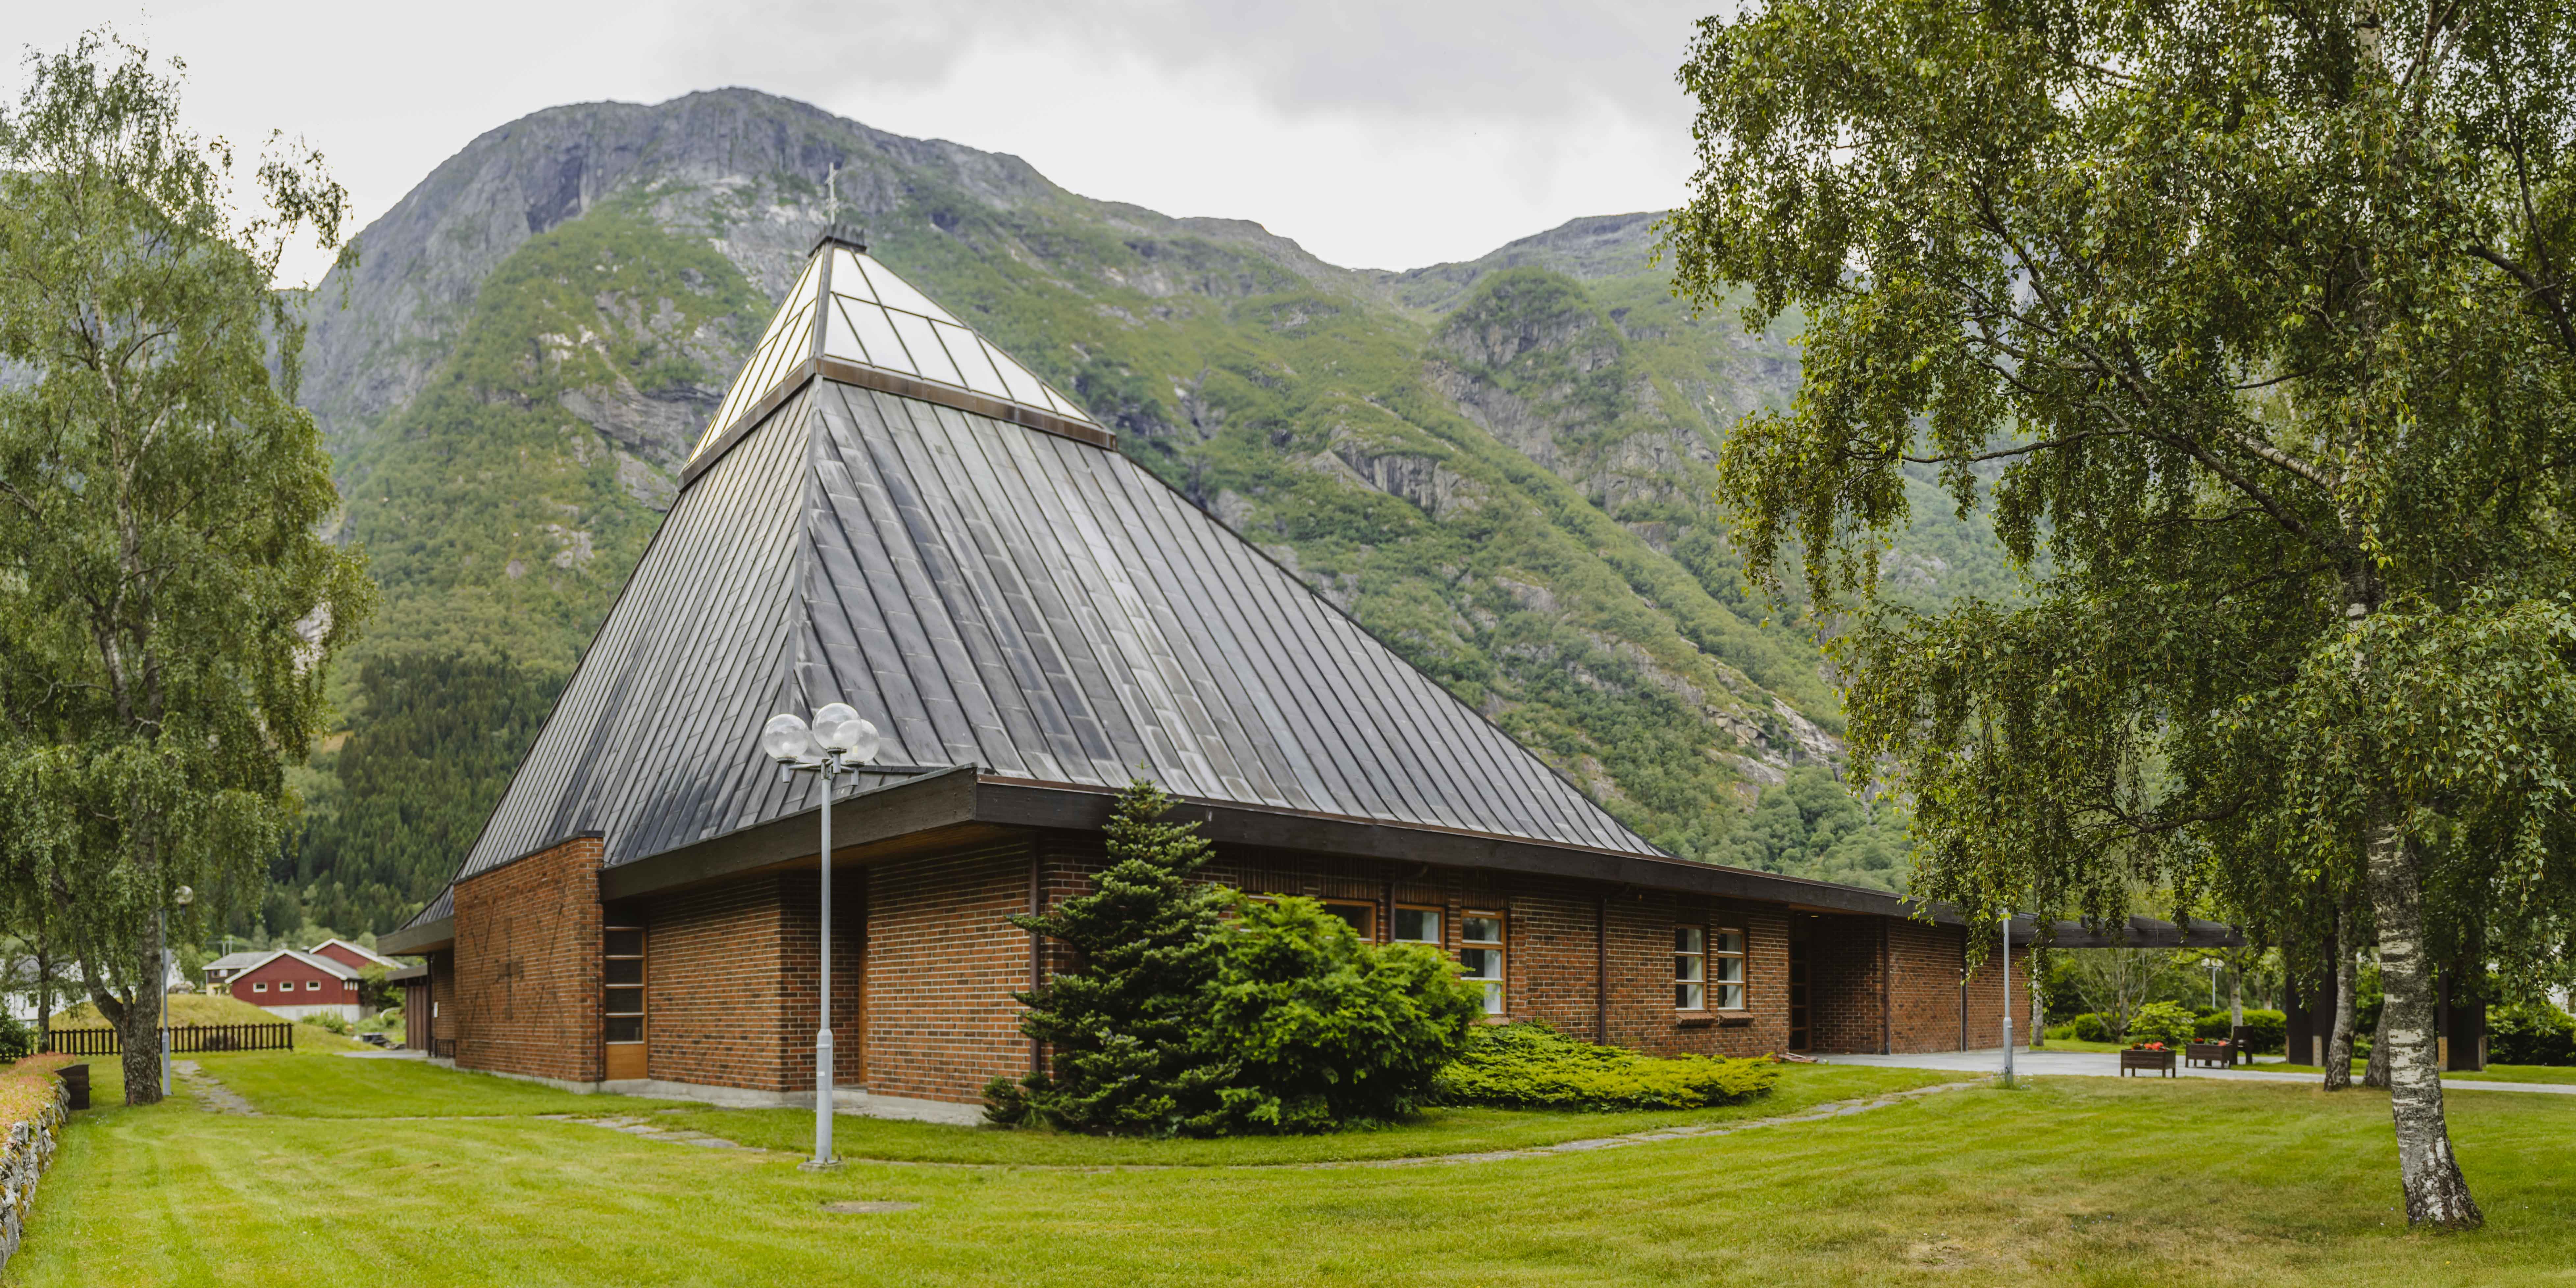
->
{"left": 282, "top": 90, "right": 2006, "bottom": 931}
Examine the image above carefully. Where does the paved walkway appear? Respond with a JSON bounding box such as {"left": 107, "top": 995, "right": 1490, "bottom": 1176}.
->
{"left": 1820, "top": 1048, "right": 2576, "bottom": 1095}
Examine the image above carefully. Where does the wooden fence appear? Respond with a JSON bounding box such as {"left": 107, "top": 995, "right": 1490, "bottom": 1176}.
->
{"left": 41, "top": 1023, "right": 296, "bottom": 1056}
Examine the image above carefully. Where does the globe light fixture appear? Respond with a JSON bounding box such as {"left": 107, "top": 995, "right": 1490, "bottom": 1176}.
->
{"left": 760, "top": 702, "right": 886, "bottom": 1170}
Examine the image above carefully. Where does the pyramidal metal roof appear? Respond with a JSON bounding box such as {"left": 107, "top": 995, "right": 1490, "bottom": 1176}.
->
{"left": 405, "top": 233, "right": 1661, "bottom": 927}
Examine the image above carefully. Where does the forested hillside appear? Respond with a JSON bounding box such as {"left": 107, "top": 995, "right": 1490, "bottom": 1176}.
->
{"left": 279, "top": 89, "right": 2009, "bottom": 932}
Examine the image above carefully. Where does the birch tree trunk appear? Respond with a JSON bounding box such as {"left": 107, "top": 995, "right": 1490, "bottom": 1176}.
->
{"left": 2365, "top": 824, "right": 2482, "bottom": 1228}
{"left": 2364, "top": 1006, "right": 2391, "bottom": 1089}
{"left": 2325, "top": 890, "right": 2359, "bottom": 1090}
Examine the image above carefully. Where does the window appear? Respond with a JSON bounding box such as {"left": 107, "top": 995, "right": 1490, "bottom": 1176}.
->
{"left": 1675, "top": 927, "right": 1706, "bottom": 1010}
{"left": 306, "top": 980, "right": 321, "bottom": 992}
{"left": 1392, "top": 907, "right": 1441, "bottom": 945}
{"left": 253, "top": 982, "right": 267, "bottom": 993}
{"left": 604, "top": 926, "right": 646, "bottom": 1044}
{"left": 1710, "top": 928, "right": 1746, "bottom": 1010}
{"left": 1460, "top": 913, "right": 1505, "bottom": 1015}
{"left": 1320, "top": 900, "right": 1375, "bottom": 940}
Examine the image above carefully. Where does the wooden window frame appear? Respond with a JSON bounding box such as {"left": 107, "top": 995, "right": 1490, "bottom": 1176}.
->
{"left": 604, "top": 925, "right": 647, "bottom": 1047}
{"left": 1675, "top": 925, "right": 1707, "bottom": 1012}
{"left": 1710, "top": 926, "right": 1747, "bottom": 1012}
{"left": 1319, "top": 899, "right": 1377, "bottom": 941}
{"left": 1391, "top": 904, "right": 1443, "bottom": 947}
{"left": 1460, "top": 911, "right": 1506, "bottom": 1017}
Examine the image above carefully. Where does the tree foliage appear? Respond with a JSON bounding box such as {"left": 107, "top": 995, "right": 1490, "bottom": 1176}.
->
{"left": 986, "top": 780, "right": 1480, "bottom": 1136}
{"left": 0, "top": 32, "right": 370, "bottom": 1102}
{"left": 1667, "top": 0, "right": 2576, "bottom": 1227}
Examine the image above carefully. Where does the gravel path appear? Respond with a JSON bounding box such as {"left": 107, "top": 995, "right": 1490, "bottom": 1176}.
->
{"left": 173, "top": 1059, "right": 260, "bottom": 1116}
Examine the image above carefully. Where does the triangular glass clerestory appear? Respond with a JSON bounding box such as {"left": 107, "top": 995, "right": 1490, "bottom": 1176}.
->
{"left": 689, "top": 238, "right": 1102, "bottom": 464}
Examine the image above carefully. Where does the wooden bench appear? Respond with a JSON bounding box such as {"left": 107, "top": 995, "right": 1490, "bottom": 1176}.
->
{"left": 2120, "top": 1047, "right": 2177, "bottom": 1077}
{"left": 2184, "top": 1041, "right": 2235, "bottom": 1069}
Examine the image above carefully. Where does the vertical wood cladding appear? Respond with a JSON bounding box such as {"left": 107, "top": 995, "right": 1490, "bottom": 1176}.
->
{"left": 451, "top": 836, "right": 604, "bottom": 1083}
{"left": 862, "top": 839, "right": 1036, "bottom": 1102}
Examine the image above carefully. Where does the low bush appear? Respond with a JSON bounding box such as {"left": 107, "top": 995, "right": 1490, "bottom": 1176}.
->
{"left": 2126, "top": 1001, "right": 2198, "bottom": 1048}
{"left": 1431, "top": 1022, "right": 1778, "bottom": 1111}
{"left": 2192, "top": 1009, "right": 2287, "bottom": 1052}
{"left": 2071, "top": 1012, "right": 2111, "bottom": 1043}
{"left": 2488, "top": 1002, "right": 2576, "bottom": 1066}
{"left": 0, "top": 1012, "right": 32, "bottom": 1062}
{"left": 299, "top": 1013, "right": 352, "bottom": 1035}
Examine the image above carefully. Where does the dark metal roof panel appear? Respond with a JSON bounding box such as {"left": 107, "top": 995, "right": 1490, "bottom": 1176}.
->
{"left": 794, "top": 380, "right": 1661, "bottom": 858}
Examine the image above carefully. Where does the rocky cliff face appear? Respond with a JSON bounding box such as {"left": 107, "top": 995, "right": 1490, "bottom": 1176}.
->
{"left": 285, "top": 88, "right": 1999, "bottom": 931}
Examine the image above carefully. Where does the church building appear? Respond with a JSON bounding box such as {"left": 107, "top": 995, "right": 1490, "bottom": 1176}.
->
{"left": 383, "top": 227, "right": 2038, "bottom": 1119}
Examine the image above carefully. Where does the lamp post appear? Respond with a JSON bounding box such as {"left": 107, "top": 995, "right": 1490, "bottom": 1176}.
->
{"left": 2205, "top": 958, "right": 2223, "bottom": 1011}
{"left": 161, "top": 884, "right": 194, "bottom": 1099}
{"left": 762, "top": 703, "right": 880, "bottom": 1171}
{"left": 2000, "top": 908, "right": 2015, "bottom": 1087}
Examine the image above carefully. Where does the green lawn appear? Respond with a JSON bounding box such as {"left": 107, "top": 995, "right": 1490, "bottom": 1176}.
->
{"left": 193, "top": 1048, "right": 689, "bottom": 1118}
{"left": 19, "top": 1054, "right": 2576, "bottom": 1286}
{"left": 2266, "top": 1062, "right": 2576, "bottom": 1086}
{"left": 655, "top": 1064, "right": 1961, "bottom": 1167}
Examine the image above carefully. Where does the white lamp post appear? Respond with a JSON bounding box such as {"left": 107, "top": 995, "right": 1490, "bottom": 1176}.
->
{"left": 762, "top": 704, "right": 880, "bottom": 1171}
{"left": 2205, "top": 958, "right": 2223, "bottom": 1011}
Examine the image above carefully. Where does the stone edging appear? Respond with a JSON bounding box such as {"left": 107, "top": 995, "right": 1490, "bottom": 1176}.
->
{"left": 0, "top": 1075, "right": 70, "bottom": 1270}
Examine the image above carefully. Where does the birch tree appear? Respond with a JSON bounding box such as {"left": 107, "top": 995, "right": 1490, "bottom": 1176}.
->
{"left": 1668, "top": 0, "right": 2576, "bottom": 1228}
{"left": 0, "top": 33, "right": 371, "bottom": 1102}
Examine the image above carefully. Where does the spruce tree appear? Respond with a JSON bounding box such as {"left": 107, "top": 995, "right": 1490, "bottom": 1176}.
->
{"left": 985, "top": 779, "right": 1238, "bottom": 1135}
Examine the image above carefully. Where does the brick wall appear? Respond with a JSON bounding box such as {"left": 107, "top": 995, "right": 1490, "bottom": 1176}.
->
{"left": 1962, "top": 940, "right": 2034, "bottom": 1050}
{"left": 451, "top": 835, "right": 604, "bottom": 1083}
{"left": 1804, "top": 914, "right": 1886, "bottom": 1053}
{"left": 863, "top": 839, "right": 1036, "bottom": 1102}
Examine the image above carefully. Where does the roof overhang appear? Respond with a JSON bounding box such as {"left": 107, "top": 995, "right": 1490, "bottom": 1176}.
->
{"left": 385, "top": 963, "right": 428, "bottom": 983}
{"left": 379, "top": 917, "right": 455, "bottom": 956}
{"left": 388, "top": 768, "right": 2252, "bottom": 949}
{"left": 587, "top": 766, "right": 1959, "bottom": 924}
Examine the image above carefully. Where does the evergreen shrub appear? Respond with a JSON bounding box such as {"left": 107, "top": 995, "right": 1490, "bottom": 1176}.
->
{"left": 985, "top": 781, "right": 1481, "bottom": 1136}
{"left": 0, "top": 1013, "right": 30, "bottom": 1062}
{"left": 2125, "top": 1001, "right": 2197, "bottom": 1047}
{"left": 2488, "top": 1002, "right": 2576, "bottom": 1066}
{"left": 1199, "top": 896, "right": 1482, "bottom": 1131}
{"left": 1431, "top": 1021, "right": 1778, "bottom": 1110}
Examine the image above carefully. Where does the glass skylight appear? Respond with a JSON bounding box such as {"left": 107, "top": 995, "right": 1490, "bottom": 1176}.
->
{"left": 689, "top": 244, "right": 1099, "bottom": 464}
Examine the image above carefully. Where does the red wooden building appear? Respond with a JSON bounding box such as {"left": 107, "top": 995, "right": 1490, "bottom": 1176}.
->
{"left": 384, "top": 228, "right": 2113, "bottom": 1119}
{"left": 223, "top": 950, "right": 365, "bottom": 1024}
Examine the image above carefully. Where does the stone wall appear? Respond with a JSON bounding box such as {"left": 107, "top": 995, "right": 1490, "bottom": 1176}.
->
{"left": 0, "top": 1066, "right": 70, "bottom": 1271}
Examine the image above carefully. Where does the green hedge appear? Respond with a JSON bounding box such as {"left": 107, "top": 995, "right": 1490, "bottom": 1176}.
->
{"left": 2193, "top": 1009, "right": 2287, "bottom": 1053}
{"left": 1431, "top": 1022, "right": 1778, "bottom": 1110}
{"left": 2489, "top": 1002, "right": 2576, "bottom": 1066}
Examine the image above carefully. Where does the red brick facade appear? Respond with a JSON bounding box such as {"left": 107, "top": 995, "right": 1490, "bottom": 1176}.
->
{"left": 433, "top": 826, "right": 2030, "bottom": 1106}
{"left": 451, "top": 835, "right": 605, "bottom": 1083}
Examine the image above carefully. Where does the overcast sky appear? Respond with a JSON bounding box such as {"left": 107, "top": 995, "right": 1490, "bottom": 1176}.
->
{"left": 20, "top": 1, "right": 1716, "bottom": 286}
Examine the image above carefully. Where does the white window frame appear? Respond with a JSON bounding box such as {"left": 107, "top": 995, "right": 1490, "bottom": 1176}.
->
{"left": 1460, "top": 912, "right": 1505, "bottom": 1016}
{"left": 252, "top": 981, "right": 267, "bottom": 993}
{"left": 305, "top": 979, "right": 321, "bottom": 992}
{"left": 1711, "top": 927, "right": 1747, "bottom": 1011}
{"left": 1676, "top": 926, "right": 1707, "bottom": 1011}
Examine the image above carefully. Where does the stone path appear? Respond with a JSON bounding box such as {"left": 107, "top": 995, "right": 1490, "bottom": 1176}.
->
{"left": 532, "top": 1082, "right": 1978, "bottom": 1171}
{"left": 173, "top": 1060, "right": 259, "bottom": 1116}
{"left": 538, "top": 1113, "right": 754, "bottom": 1149}
{"left": 1300, "top": 1079, "right": 1972, "bottom": 1170}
